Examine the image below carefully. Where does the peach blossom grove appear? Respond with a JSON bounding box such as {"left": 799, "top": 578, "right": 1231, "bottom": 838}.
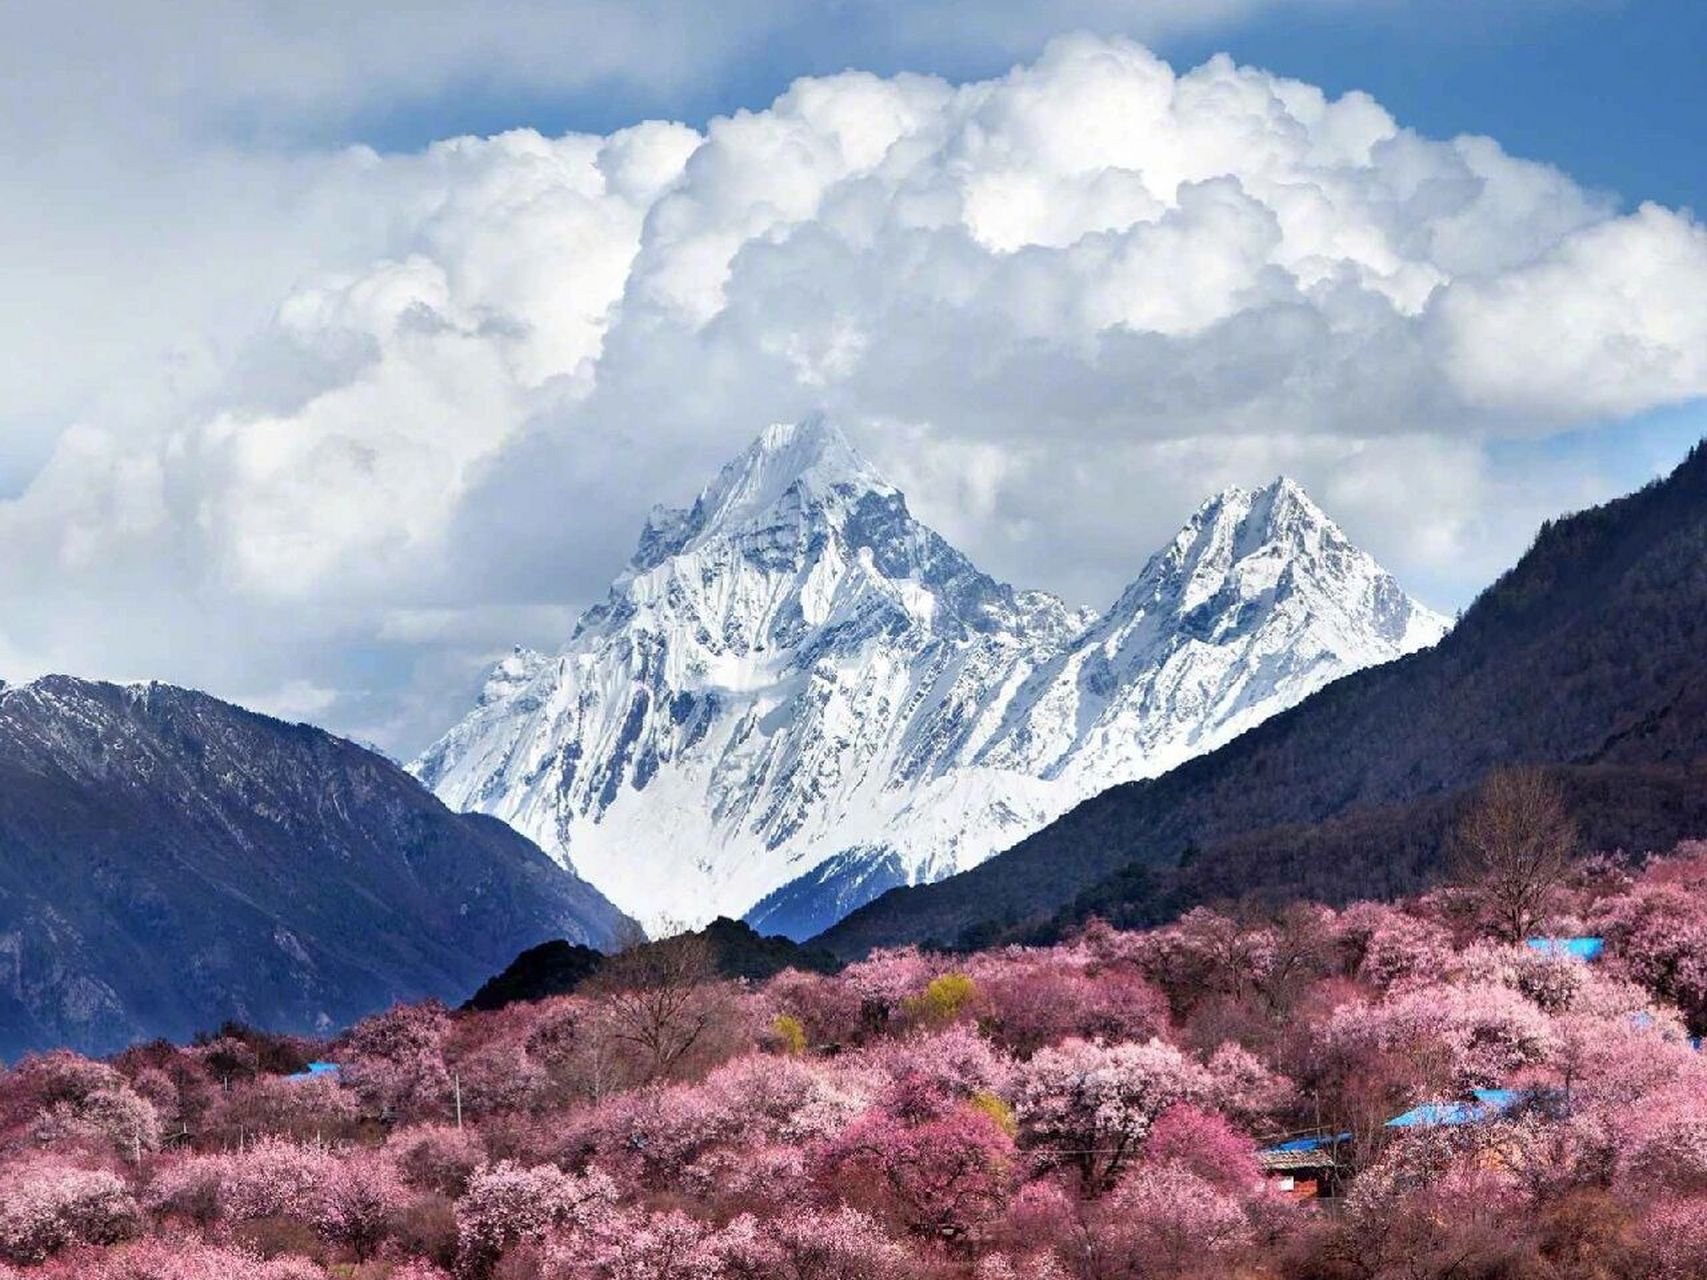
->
{"left": 4, "top": 847, "right": 1707, "bottom": 1280}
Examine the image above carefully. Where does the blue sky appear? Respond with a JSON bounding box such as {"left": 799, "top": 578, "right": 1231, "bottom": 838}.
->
{"left": 345, "top": 0, "right": 1707, "bottom": 220}
{"left": 1169, "top": 1, "right": 1707, "bottom": 217}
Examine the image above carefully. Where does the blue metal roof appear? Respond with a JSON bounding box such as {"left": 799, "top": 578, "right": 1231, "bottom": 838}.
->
{"left": 1263, "top": 1131, "right": 1353, "bottom": 1154}
{"left": 284, "top": 1060, "right": 340, "bottom": 1082}
{"left": 1524, "top": 937, "right": 1604, "bottom": 961}
{"left": 1385, "top": 1089, "right": 1523, "bottom": 1129}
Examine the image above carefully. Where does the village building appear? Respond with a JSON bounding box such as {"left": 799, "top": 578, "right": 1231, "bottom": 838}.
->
{"left": 1257, "top": 1132, "right": 1350, "bottom": 1200}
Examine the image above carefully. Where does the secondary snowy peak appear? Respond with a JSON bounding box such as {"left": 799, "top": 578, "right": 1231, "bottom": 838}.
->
{"left": 1120, "top": 477, "right": 1439, "bottom": 652}
{"left": 415, "top": 421, "right": 1447, "bottom": 935}
{"left": 975, "top": 478, "right": 1448, "bottom": 787}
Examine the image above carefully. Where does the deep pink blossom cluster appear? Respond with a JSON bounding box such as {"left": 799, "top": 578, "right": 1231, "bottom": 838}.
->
{"left": 2, "top": 847, "right": 1706, "bottom": 1279}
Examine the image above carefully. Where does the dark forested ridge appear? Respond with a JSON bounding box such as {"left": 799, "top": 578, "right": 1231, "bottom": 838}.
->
{"left": 817, "top": 440, "right": 1707, "bottom": 956}
{"left": 467, "top": 917, "right": 841, "bottom": 1012}
{"left": 0, "top": 677, "right": 631, "bottom": 1057}
{"left": 464, "top": 939, "right": 610, "bottom": 1012}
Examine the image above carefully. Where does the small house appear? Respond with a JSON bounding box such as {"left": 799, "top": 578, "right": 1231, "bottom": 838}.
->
{"left": 1258, "top": 1132, "right": 1350, "bottom": 1200}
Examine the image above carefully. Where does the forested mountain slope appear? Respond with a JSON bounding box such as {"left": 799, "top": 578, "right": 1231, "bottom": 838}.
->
{"left": 0, "top": 677, "right": 630, "bottom": 1056}
{"left": 818, "top": 441, "right": 1707, "bottom": 956}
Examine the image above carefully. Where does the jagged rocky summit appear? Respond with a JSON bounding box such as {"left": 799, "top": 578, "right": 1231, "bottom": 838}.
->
{"left": 413, "top": 418, "right": 1447, "bottom": 936}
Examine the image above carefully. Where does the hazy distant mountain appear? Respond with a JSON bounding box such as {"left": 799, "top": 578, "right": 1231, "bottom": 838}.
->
{"left": 416, "top": 418, "right": 1444, "bottom": 936}
{"left": 0, "top": 677, "right": 630, "bottom": 1056}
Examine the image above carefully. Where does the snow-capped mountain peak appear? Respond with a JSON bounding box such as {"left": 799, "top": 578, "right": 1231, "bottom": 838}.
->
{"left": 628, "top": 417, "right": 888, "bottom": 569}
{"left": 414, "top": 421, "right": 1448, "bottom": 936}
{"left": 1128, "top": 476, "right": 1430, "bottom": 633}
{"left": 970, "top": 476, "right": 1448, "bottom": 790}
{"left": 691, "top": 416, "right": 890, "bottom": 535}
{"left": 1139, "top": 476, "right": 1345, "bottom": 607}
{"left": 581, "top": 417, "right": 1051, "bottom": 657}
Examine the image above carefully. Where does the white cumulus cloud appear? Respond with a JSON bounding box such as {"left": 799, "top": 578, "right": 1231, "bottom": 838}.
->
{"left": 2, "top": 32, "right": 1704, "bottom": 752}
{"left": 1440, "top": 203, "right": 1707, "bottom": 417}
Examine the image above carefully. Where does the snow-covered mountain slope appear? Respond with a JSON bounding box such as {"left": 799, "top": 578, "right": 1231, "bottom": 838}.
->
{"left": 976, "top": 478, "right": 1448, "bottom": 792}
{"left": 412, "top": 419, "right": 1447, "bottom": 934}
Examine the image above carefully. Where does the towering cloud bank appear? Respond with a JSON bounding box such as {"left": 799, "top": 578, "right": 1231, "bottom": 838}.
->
{"left": 3, "top": 35, "right": 1704, "bottom": 747}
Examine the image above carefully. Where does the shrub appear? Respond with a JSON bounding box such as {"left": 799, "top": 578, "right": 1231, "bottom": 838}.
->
{"left": 391, "top": 1123, "right": 487, "bottom": 1197}
{"left": 455, "top": 1161, "right": 618, "bottom": 1277}
{"left": 813, "top": 1090, "right": 1016, "bottom": 1239}
{"left": 1629, "top": 1197, "right": 1707, "bottom": 1280}
{"left": 969, "top": 1090, "right": 1016, "bottom": 1139}
{"left": 79, "top": 1238, "right": 326, "bottom": 1280}
{"left": 907, "top": 974, "right": 979, "bottom": 1027}
{"left": 220, "top": 1139, "right": 333, "bottom": 1222}
{"left": 0, "top": 1157, "right": 140, "bottom": 1263}
{"left": 770, "top": 1014, "right": 808, "bottom": 1056}
{"left": 314, "top": 1151, "right": 405, "bottom": 1258}
{"left": 1091, "top": 1163, "right": 1253, "bottom": 1278}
